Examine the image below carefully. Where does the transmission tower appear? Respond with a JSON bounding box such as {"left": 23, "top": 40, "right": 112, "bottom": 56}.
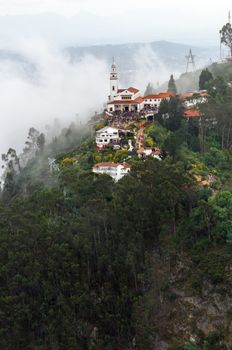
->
{"left": 185, "top": 49, "right": 196, "bottom": 73}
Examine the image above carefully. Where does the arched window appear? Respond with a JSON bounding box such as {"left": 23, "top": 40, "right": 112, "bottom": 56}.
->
{"left": 112, "top": 86, "right": 115, "bottom": 91}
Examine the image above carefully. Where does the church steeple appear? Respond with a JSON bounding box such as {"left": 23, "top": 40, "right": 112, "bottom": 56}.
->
{"left": 110, "top": 59, "right": 118, "bottom": 101}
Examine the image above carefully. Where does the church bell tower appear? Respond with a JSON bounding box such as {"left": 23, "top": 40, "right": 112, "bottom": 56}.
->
{"left": 110, "top": 59, "right": 118, "bottom": 101}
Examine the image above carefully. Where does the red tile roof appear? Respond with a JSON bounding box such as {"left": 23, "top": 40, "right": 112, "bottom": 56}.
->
{"left": 180, "top": 91, "right": 209, "bottom": 100}
{"left": 127, "top": 87, "right": 139, "bottom": 93}
{"left": 117, "top": 87, "right": 139, "bottom": 94}
{"left": 180, "top": 92, "right": 194, "bottom": 100}
{"left": 122, "top": 164, "right": 131, "bottom": 169}
{"left": 134, "top": 96, "right": 144, "bottom": 103}
{"left": 144, "top": 92, "right": 173, "bottom": 99}
{"left": 199, "top": 92, "right": 209, "bottom": 97}
{"left": 184, "top": 109, "right": 202, "bottom": 118}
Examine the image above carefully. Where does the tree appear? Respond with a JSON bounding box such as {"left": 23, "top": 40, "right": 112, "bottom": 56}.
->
{"left": 167, "top": 74, "right": 177, "bottom": 94}
{"left": 206, "top": 76, "right": 228, "bottom": 98}
{"left": 220, "top": 22, "right": 232, "bottom": 58}
{"left": 1, "top": 148, "right": 21, "bottom": 173}
{"left": 199, "top": 76, "right": 232, "bottom": 150}
{"left": 184, "top": 343, "right": 201, "bottom": 350}
{"left": 24, "top": 127, "right": 40, "bottom": 155}
{"left": 204, "top": 147, "right": 226, "bottom": 168}
{"left": 1, "top": 170, "right": 18, "bottom": 200}
{"left": 21, "top": 127, "right": 46, "bottom": 166}
{"left": 158, "top": 96, "right": 184, "bottom": 132}
{"left": 144, "top": 82, "right": 155, "bottom": 95}
{"left": 37, "top": 133, "right": 46, "bottom": 153}
{"left": 163, "top": 130, "right": 183, "bottom": 160}
{"left": 199, "top": 69, "right": 213, "bottom": 90}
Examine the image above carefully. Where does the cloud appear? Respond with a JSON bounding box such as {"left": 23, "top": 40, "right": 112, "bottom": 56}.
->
{"left": 0, "top": 0, "right": 86, "bottom": 16}
{"left": 132, "top": 45, "right": 173, "bottom": 92}
{"left": 0, "top": 38, "right": 108, "bottom": 155}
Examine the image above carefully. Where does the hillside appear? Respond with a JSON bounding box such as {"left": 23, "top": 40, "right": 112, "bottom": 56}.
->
{"left": 162, "top": 61, "right": 232, "bottom": 93}
{"left": 67, "top": 41, "right": 217, "bottom": 69}
{"left": 2, "top": 73, "right": 232, "bottom": 349}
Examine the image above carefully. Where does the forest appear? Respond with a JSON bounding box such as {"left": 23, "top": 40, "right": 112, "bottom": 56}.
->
{"left": 1, "top": 72, "right": 232, "bottom": 349}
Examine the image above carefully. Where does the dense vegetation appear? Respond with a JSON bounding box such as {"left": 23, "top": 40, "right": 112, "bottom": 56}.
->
{"left": 167, "top": 61, "right": 232, "bottom": 93}
{"left": 2, "top": 69, "right": 232, "bottom": 349}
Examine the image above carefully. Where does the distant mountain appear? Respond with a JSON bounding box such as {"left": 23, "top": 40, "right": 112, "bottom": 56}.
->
{"left": 0, "top": 49, "right": 37, "bottom": 81}
{"left": 67, "top": 41, "right": 219, "bottom": 86}
{"left": 68, "top": 41, "right": 217, "bottom": 68}
{"left": 0, "top": 41, "right": 219, "bottom": 90}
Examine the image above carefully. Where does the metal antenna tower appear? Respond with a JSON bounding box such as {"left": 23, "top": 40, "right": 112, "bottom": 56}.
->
{"left": 185, "top": 49, "right": 196, "bottom": 73}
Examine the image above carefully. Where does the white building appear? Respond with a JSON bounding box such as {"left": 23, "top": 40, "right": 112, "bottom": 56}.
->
{"left": 107, "top": 62, "right": 173, "bottom": 113}
{"left": 93, "top": 162, "right": 131, "bottom": 182}
{"left": 96, "top": 126, "right": 120, "bottom": 148}
{"left": 180, "top": 91, "right": 208, "bottom": 109}
{"left": 107, "top": 87, "right": 144, "bottom": 113}
{"left": 137, "top": 147, "right": 162, "bottom": 160}
{"left": 142, "top": 93, "right": 173, "bottom": 110}
{"left": 107, "top": 62, "right": 143, "bottom": 113}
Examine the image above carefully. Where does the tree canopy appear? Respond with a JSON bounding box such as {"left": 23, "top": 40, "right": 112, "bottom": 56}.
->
{"left": 220, "top": 22, "right": 232, "bottom": 57}
{"left": 199, "top": 68, "right": 213, "bottom": 90}
{"left": 144, "top": 82, "right": 155, "bottom": 95}
{"left": 167, "top": 74, "right": 177, "bottom": 94}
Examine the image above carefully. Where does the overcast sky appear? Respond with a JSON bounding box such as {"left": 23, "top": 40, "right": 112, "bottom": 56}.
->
{"left": 0, "top": 0, "right": 231, "bottom": 46}
{"left": 0, "top": 0, "right": 230, "bottom": 19}
{"left": 0, "top": 0, "right": 231, "bottom": 156}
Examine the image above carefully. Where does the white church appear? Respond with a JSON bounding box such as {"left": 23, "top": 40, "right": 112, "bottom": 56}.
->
{"left": 107, "top": 62, "right": 173, "bottom": 113}
{"left": 107, "top": 62, "right": 144, "bottom": 113}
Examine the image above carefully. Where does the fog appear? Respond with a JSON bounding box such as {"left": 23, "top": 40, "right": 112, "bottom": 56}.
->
{"left": 133, "top": 45, "right": 173, "bottom": 91}
{"left": 0, "top": 1, "right": 231, "bottom": 46}
{"left": 0, "top": 38, "right": 109, "bottom": 155}
{"left": 0, "top": 0, "right": 224, "bottom": 159}
{"left": 0, "top": 37, "right": 182, "bottom": 157}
